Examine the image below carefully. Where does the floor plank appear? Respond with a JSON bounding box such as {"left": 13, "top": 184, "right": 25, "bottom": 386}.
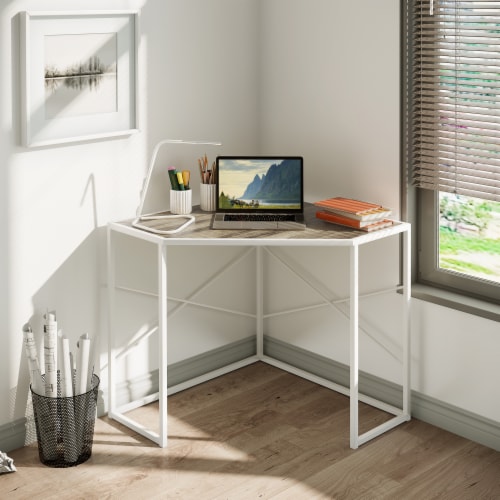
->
{"left": 3, "top": 362, "right": 500, "bottom": 499}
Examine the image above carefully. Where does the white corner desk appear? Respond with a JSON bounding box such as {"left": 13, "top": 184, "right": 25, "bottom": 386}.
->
{"left": 107, "top": 203, "right": 411, "bottom": 450}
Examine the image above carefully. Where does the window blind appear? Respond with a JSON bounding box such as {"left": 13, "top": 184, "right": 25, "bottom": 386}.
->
{"left": 411, "top": 0, "right": 500, "bottom": 202}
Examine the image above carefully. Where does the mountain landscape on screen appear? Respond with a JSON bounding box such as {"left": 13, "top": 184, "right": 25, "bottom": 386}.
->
{"left": 241, "top": 159, "right": 301, "bottom": 202}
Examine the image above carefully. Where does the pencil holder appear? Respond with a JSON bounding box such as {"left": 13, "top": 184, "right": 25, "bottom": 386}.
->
{"left": 200, "top": 184, "right": 216, "bottom": 211}
{"left": 170, "top": 189, "right": 192, "bottom": 215}
{"left": 30, "top": 374, "right": 99, "bottom": 468}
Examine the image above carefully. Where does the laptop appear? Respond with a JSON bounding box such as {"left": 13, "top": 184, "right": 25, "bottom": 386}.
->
{"left": 212, "top": 156, "right": 306, "bottom": 230}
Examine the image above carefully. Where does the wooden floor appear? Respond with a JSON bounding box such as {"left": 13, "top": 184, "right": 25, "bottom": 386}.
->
{"left": 3, "top": 362, "right": 500, "bottom": 499}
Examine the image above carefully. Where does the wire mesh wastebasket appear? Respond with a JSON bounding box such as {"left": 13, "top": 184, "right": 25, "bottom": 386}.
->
{"left": 30, "top": 374, "right": 99, "bottom": 467}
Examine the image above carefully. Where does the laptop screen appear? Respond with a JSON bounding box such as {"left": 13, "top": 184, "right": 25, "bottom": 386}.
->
{"left": 215, "top": 156, "right": 303, "bottom": 213}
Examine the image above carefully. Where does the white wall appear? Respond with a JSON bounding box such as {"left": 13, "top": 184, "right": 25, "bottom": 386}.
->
{"left": 257, "top": 0, "right": 500, "bottom": 426}
{"left": 1, "top": 0, "right": 499, "bottom": 449}
{"left": 412, "top": 300, "right": 500, "bottom": 420}
{"left": 0, "top": 0, "right": 258, "bottom": 432}
{"left": 259, "top": 0, "right": 401, "bottom": 210}
{"left": 1, "top": 0, "right": 147, "bottom": 429}
{"left": 259, "top": 0, "right": 405, "bottom": 383}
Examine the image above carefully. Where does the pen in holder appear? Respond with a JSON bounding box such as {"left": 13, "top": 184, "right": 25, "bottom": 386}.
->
{"left": 200, "top": 183, "right": 216, "bottom": 211}
{"left": 170, "top": 189, "right": 192, "bottom": 215}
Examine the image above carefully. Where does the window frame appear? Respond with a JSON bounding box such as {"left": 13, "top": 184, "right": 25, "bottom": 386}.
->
{"left": 403, "top": 0, "right": 500, "bottom": 318}
{"left": 417, "top": 189, "right": 499, "bottom": 303}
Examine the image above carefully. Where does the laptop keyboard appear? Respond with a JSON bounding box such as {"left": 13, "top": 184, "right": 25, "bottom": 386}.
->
{"left": 224, "top": 214, "right": 295, "bottom": 222}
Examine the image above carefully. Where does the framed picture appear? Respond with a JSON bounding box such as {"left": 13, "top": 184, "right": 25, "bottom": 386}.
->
{"left": 21, "top": 11, "right": 139, "bottom": 147}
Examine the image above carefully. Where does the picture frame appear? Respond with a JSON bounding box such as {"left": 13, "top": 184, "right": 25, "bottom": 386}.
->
{"left": 20, "top": 10, "right": 139, "bottom": 147}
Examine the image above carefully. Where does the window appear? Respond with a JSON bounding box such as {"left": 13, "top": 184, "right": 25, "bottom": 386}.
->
{"left": 406, "top": 0, "right": 500, "bottom": 304}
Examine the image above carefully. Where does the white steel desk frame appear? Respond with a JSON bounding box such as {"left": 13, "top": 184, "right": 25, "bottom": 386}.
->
{"left": 107, "top": 207, "right": 411, "bottom": 450}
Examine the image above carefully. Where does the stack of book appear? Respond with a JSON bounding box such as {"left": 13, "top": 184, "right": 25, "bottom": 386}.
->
{"left": 314, "top": 197, "right": 393, "bottom": 232}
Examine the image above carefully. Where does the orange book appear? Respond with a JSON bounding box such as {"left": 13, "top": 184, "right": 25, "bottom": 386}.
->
{"left": 314, "top": 197, "right": 392, "bottom": 221}
{"left": 316, "top": 210, "right": 393, "bottom": 231}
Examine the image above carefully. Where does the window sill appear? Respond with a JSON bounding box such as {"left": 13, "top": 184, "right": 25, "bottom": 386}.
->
{"left": 412, "top": 284, "right": 500, "bottom": 323}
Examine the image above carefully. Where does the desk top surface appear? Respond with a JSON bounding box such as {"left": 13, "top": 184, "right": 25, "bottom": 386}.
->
{"left": 110, "top": 203, "right": 410, "bottom": 247}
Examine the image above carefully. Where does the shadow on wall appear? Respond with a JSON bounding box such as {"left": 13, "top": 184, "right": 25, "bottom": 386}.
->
{"left": 14, "top": 226, "right": 106, "bottom": 446}
{"left": 6, "top": 7, "right": 116, "bottom": 446}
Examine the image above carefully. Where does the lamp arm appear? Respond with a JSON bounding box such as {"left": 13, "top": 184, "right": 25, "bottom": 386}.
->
{"left": 136, "top": 139, "right": 222, "bottom": 217}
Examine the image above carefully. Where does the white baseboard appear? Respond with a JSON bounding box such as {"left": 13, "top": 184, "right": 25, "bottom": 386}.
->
{"left": 0, "top": 419, "right": 28, "bottom": 454}
{"left": 3, "top": 335, "right": 499, "bottom": 453}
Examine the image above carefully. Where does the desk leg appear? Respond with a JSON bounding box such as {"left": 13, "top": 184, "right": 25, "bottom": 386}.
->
{"left": 107, "top": 227, "right": 116, "bottom": 417}
{"left": 350, "top": 244, "right": 359, "bottom": 449}
{"left": 158, "top": 244, "right": 168, "bottom": 447}
{"left": 403, "top": 228, "right": 411, "bottom": 418}
{"left": 256, "top": 247, "right": 264, "bottom": 359}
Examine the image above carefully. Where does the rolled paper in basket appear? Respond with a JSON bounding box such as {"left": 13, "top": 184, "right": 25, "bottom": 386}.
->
{"left": 62, "top": 396, "right": 79, "bottom": 463}
{"left": 31, "top": 380, "right": 58, "bottom": 462}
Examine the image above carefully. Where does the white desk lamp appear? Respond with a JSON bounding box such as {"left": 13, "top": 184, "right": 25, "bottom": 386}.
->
{"left": 132, "top": 139, "right": 221, "bottom": 234}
